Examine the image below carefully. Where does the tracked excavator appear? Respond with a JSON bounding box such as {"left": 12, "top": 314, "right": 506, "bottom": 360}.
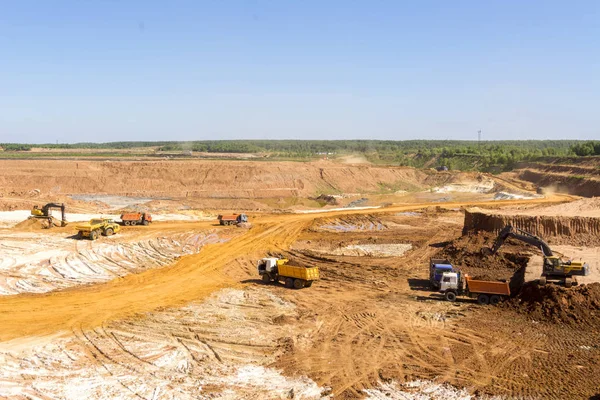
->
{"left": 488, "top": 225, "right": 589, "bottom": 287}
{"left": 30, "top": 203, "right": 67, "bottom": 227}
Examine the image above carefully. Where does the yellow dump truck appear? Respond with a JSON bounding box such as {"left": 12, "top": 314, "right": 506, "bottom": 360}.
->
{"left": 257, "top": 257, "right": 319, "bottom": 289}
{"left": 75, "top": 218, "right": 121, "bottom": 240}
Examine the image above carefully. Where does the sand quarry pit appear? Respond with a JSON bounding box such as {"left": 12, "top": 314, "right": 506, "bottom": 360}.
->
{"left": 1, "top": 159, "right": 600, "bottom": 398}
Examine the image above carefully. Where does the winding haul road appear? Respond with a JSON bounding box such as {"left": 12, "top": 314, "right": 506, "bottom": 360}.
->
{"left": 0, "top": 195, "right": 573, "bottom": 341}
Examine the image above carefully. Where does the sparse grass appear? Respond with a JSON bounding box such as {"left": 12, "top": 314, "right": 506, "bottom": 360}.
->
{"left": 376, "top": 181, "right": 421, "bottom": 194}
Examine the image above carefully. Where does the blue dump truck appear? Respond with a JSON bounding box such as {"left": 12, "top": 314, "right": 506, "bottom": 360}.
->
{"left": 429, "top": 258, "right": 455, "bottom": 289}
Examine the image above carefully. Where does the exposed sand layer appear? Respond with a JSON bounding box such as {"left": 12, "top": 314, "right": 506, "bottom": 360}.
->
{"left": 0, "top": 288, "right": 328, "bottom": 399}
{"left": 0, "top": 230, "right": 227, "bottom": 294}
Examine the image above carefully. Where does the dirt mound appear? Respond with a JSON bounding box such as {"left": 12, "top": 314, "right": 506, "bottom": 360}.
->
{"left": 13, "top": 217, "right": 51, "bottom": 230}
{"left": 505, "top": 282, "right": 600, "bottom": 325}
{"left": 437, "top": 233, "right": 529, "bottom": 293}
{"left": 310, "top": 194, "right": 338, "bottom": 205}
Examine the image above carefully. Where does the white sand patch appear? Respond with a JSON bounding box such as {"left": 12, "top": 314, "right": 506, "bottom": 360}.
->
{"left": 320, "top": 243, "right": 413, "bottom": 257}
{"left": 364, "top": 380, "right": 499, "bottom": 399}
{"left": 296, "top": 206, "right": 380, "bottom": 214}
{"left": 0, "top": 231, "right": 226, "bottom": 294}
{"left": 0, "top": 288, "right": 329, "bottom": 399}
{"left": 433, "top": 181, "right": 495, "bottom": 194}
{"left": 493, "top": 192, "right": 541, "bottom": 201}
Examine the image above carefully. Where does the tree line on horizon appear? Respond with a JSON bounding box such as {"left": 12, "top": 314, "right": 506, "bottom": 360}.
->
{"left": 1, "top": 140, "right": 599, "bottom": 172}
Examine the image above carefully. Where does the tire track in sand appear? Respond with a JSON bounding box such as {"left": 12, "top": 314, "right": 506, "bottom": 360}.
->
{"left": 0, "top": 196, "right": 572, "bottom": 341}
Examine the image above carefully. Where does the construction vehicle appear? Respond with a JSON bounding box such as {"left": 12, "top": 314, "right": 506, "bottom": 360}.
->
{"left": 257, "top": 257, "right": 319, "bottom": 289}
{"left": 439, "top": 271, "right": 510, "bottom": 305}
{"left": 489, "top": 225, "right": 589, "bottom": 287}
{"left": 30, "top": 203, "right": 67, "bottom": 227}
{"left": 429, "top": 258, "right": 455, "bottom": 289}
{"left": 121, "top": 212, "right": 152, "bottom": 226}
{"left": 218, "top": 213, "right": 248, "bottom": 226}
{"left": 75, "top": 218, "right": 120, "bottom": 240}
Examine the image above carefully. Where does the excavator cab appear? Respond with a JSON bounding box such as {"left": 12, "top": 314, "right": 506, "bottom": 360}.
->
{"left": 543, "top": 256, "right": 589, "bottom": 277}
{"left": 31, "top": 205, "right": 44, "bottom": 217}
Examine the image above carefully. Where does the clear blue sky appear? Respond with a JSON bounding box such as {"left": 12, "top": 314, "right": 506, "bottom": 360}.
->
{"left": 1, "top": 1, "right": 598, "bottom": 143}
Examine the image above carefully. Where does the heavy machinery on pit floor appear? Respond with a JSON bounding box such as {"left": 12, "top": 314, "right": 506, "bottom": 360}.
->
{"left": 30, "top": 203, "right": 67, "bottom": 227}
{"left": 121, "top": 211, "right": 152, "bottom": 226}
{"left": 439, "top": 271, "right": 511, "bottom": 305}
{"left": 218, "top": 213, "right": 248, "bottom": 226}
{"left": 429, "top": 258, "right": 456, "bottom": 289}
{"left": 75, "top": 218, "right": 121, "bottom": 240}
{"left": 488, "top": 225, "right": 589, "bottom": 287}
{"left": 257, "top": 257, "right": 319, "bottom": 289}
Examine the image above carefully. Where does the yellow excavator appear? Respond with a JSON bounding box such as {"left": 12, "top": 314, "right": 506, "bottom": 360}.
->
{"left": 488, "top": 225, "right": 589, "bottom": 287}
{"left": 30, "top": 203, "right": 67, "bottom": 227}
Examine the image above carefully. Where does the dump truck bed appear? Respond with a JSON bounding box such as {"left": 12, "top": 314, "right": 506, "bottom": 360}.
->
{"left": 218, "top": 214, "right": 239, "bottom": 221}
{"left": 75, "top": 223, "right": 94, "bottom": 231}
{"left": 465, "top": 275, "right": 510, "bottom": 296}
{"left": 278, "top": 264, "right": 320, "bottom": 281}
{"left": 121, "top": 213, "right": 144, "bottom": 220}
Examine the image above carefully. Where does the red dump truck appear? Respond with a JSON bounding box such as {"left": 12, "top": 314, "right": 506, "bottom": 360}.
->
{"left": 217, "top": 213, "right": 248, "bottom": 226}
{"left": 439, "top": 272, "right": 510, "bottom": 305}
{"left": 120, "top": 212, "right": 152, "bottom": 226}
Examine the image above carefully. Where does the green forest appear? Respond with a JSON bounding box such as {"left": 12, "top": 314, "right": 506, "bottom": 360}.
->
{"left": 1, "top": 140, "right": 599, "bottom": 172}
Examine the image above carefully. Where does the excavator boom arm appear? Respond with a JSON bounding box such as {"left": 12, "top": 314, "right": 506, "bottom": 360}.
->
{"left": 41, "top": 203, "right": 66, "bottom": 223}
{"left": 490, "top": 225, "right": 554, "bottom": 256}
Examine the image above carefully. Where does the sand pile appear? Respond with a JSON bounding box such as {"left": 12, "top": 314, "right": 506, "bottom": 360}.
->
{"left": 13, "top": 217, "right": 51, "bottom": 230}
{"left": 506, "top": 282, "right": 600, "bottom": 325}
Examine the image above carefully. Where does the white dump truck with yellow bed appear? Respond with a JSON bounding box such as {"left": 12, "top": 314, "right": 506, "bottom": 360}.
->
{"left": 257, "top": 257, "right": 319, "bottom": 289}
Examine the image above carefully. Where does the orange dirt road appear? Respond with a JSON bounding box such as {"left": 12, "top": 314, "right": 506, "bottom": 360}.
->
{"left": 0, "top": 195, "right": 573, "bottom": 342}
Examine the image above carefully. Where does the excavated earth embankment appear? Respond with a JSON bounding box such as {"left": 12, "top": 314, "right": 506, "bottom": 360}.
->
{"left": 504, "top": 282, "right": 600, "bottom": 326}
{"left": 0, "top": 159, "right": 429, "bottom": 198}
{"left": 463, "top": 208, "right": 600, "bottom": 246}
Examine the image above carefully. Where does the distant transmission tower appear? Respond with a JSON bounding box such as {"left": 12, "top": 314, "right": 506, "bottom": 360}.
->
{"left": 477, "top": 130, "right": 482, "bottom": 152}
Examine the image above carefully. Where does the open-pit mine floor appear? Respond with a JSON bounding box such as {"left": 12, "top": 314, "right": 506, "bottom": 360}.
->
{"left": 0, "top": 194, "right": 598, "bottom": 399}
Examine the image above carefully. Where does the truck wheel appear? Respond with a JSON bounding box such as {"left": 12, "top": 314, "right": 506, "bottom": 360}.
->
{"left": 285, "top": 278, "right": 294, "bottom": 288}
{"left": 124, "top": 221, "right": 130, "bottom": 226}
{"left": 539, "top": 277, "right": 547, "bottom": 286}
{"left": 477, "top": 294, "right": 490, "bottom": 305}
{"left": 131, "top": 221, "right": 137, "bottom": 226}
{"left": 262, "top": 274, "right": 271, "bottom": 284}
{"left": 565, "top": 278, "right": 573, "bottom": 288}
{"left": 293, "top": 279, "right": 305, "bottom": 289}
{"left": 490, "top": 295, "right": 501, "bottom": 305}
{"left": 444, "top": 291, "right": 457, "bottom": 302}
{"left": 105, "top": 228, "right": 113, "bottom": 236}
{"left": 90, "top": 230, "right": 98, "bottom": 241}
{"left": 143, "top": 220, "right": 149, "bottom": 226}
{"left": 304, "top": 281, "right": 313, "bottom": 288}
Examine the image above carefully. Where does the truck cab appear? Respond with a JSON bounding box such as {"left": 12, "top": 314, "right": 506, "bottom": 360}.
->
{"left": 257, "top": 257, "right": 280, "bottom": 275}
{"left": 438, "top": 271, "right": 461, "bottom": 293}
{"left": 429, "top": 259, "right": 455, "bottom": 288}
